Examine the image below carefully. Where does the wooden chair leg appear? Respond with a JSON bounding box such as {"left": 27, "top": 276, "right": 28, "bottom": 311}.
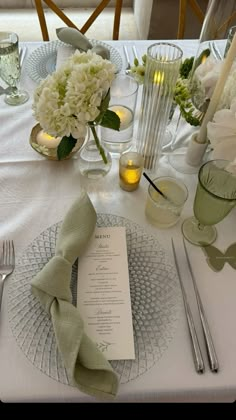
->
{"left": 113, "top": 0, "right": 123, "bottom": 40}
{"left": 177, "top": 0, "right": 187, "bottom": 39}
{"left": 34, "top": 0, "right": 49, "bottom": 41}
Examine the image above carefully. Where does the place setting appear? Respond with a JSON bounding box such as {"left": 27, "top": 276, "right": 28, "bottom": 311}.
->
{"left": 2, "top": 1, "right": 236, "bottom": 403}
{"left": 25, "top": 27, "right": 123, "bottom": 84}
{"left": 7, "top": 190, "right": 182, "bottom": 397}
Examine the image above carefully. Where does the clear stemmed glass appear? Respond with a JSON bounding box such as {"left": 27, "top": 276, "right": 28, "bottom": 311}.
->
{"left": 182, "top": 160, "right": 236, "bottom": 246}
{"left": 0, "top": 32, "right": 29, "bottom": 106}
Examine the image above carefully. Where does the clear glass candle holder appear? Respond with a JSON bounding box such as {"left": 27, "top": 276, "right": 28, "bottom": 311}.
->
{"left": 101, "top": 75, "right": 139, "bottom": 155}
{"left": 119, "top": 151, "right": 144, "bottom": 192}
{"left": 145, "top": 176, "right": 188, "bottom": 228}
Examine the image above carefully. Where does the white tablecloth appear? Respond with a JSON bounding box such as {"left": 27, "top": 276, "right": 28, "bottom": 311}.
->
{"left": 0, "top": 39, "right": 235, "bottom": 403}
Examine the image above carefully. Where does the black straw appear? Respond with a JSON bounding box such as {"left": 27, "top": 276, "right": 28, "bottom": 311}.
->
{"left": 143, "top": 172, "right": 168, "bottom": 200}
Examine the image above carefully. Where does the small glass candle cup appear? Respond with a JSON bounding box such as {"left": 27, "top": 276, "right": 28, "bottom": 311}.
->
{"left": 119, "top": 151, "right": 144, "bottom": 192}
{"left": 145, "top": 176, "right": 188, "bottom": 228}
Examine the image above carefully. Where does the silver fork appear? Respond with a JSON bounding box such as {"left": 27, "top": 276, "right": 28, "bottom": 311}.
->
{"left": 0, "top": 240, "right": 15, "bottom": 310}
{"left": 123, "top": 45, "right": 131, "bottom": 74}
{"left": 19, "top": 46, "right": 27, "bottom": 68}
{"left": 132, "top": 45, "right": 138, "bottom": 61}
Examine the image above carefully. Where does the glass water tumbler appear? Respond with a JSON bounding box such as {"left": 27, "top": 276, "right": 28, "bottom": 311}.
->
{"left": 137, "top": 42, "right": 183, "bottom": 171}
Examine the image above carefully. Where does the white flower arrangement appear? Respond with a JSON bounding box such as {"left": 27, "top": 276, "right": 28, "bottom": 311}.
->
{"left": 33, "top": 50, "right": 120, "bottom": 161}
{"left": 207, "top": 99, "right": 236, "bottom": 174}
{"left": 192, "top": 55, "right": 236, "bottom": 111}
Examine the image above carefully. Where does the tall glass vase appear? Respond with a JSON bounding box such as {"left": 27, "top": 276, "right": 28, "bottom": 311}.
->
{"left": 137, "top": 42, "right": 183, "bottom": 171}
{"left": 190, "top": 0, "right": 236, "bottom": 112}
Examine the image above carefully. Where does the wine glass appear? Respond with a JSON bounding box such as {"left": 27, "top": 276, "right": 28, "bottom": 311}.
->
{"left": 0, "top": 32, "right": 29, "bottom": 106}
{"left": 182, "top": 160, "right": 236, "bottom": 246}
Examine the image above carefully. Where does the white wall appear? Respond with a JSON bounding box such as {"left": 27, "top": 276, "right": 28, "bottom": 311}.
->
{"left": 134, "top": 0, "right": 153, "bottom": 39}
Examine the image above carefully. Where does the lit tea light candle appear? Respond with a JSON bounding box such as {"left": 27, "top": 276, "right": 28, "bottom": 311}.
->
{"left": 153, "top": 70, "right": 165, "bottom": 84}
{"left": 36, "top": 130, "right": 61, "bottom": 149}
{"left": 110, "top": 105, "right": 133, "bottom": 130}
{"left": 119, "top": 151, "right": 144, "bottom": 192}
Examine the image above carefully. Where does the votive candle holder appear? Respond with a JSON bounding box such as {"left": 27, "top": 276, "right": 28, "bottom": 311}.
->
{"left": 119, "top": 151, "right": 144, "bottom": 192}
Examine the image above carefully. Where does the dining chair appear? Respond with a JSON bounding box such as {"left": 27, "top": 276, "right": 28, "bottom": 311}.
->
{"left": 178, "top": 0, "right": 236, "bottom": 39}
{"left": 34, "top": 0, "right": 123, "bottom": 41}
{"left": 177, "top": 0, "right": 206, "bottom": 39}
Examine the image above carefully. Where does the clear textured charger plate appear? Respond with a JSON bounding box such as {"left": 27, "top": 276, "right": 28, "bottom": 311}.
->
{"left": 8, "top": 214, "right": 181, "bottom": 386}
{"left": 26, "top": 40, "right": 123, "bottom": 83}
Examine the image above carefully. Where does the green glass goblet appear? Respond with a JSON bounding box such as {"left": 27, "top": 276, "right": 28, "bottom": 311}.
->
{"left": 182, "top": 159, "right": 236, "bottom": 246}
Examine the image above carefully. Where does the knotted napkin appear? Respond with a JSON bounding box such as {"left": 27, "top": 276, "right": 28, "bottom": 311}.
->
{"left": 31, "top": 191, "right": 119, "bottom": 399}
{"left": 56, "top": 27, "right": 110, "bottom": 60}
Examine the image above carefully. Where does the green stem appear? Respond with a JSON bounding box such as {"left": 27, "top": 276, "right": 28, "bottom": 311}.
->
{"left": 89, "top": 123, "right": 108, "bottom": 165}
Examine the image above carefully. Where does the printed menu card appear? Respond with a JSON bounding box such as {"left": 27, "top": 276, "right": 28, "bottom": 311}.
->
{"left": 77, "top": 226, "right": 135, "bottom": 360}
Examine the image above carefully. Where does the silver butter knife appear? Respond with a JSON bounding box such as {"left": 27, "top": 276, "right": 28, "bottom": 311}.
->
{"left": 171, "top": 238, "right": 205, "bottom": 374}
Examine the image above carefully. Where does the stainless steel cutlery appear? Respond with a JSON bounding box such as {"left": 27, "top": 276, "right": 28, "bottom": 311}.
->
{"left": 171, "top": 238, "right": 219, "bottom": 373}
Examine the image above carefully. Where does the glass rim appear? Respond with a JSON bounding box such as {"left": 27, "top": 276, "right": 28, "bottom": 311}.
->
{"left": 0, "top": 31, "right": 18, "bottom": 39}
{"left": 119, "top": 151, "right": 144, "bottom": 166}
{"left": 0, "top": 31, "right": 18, "bottom": 47}
{"left": 148, "top": 176, "right": 188, "bottom": 204}
{"left": 112, "top": 74, "right": 139, "bottom": 97}
{"left": 198, "top": 159, "right": 236, "bottom": 202}
{"left": 147, "top": 42, "right": 183, "bottom": 63}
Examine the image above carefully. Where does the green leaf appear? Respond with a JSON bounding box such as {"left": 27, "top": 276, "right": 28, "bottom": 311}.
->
{"left": 57, "top": 135, "right": 77, "bottom": 160}
{"left": 100, "top": 109, "right": 120, "bottom": 131}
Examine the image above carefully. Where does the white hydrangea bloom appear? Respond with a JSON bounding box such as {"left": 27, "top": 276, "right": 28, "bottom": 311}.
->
{"left": 33, "top": 50, "right": 116, "bottom": 139}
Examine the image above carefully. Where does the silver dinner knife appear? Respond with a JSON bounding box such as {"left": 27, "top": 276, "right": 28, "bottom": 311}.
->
{"left": 183, "top": 238, "right": 219, "bottom": 372}
{"left": 171, "top": 239, "right": 205, "bottom": 374}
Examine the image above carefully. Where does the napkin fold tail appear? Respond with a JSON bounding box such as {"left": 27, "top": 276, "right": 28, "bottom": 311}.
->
{"left": 51, "top": 300, "right": 119, "bottom": 399}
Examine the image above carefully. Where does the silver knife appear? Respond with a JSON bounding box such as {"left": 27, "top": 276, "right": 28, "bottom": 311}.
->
{"left": 171, "top": 238, "right": 205, "bottom": 374}
{"left": 183, "top": 238, "right": 219, "bottom": 372}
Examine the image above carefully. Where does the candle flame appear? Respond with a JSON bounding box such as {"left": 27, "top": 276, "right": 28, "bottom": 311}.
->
{"left": 154, "top": 71, "right": 165, "bottom": 84}
{"left": 115, "top": 109, "right": 125, "bottom": 120}
{"left": 43, "top": 132, "right": 56, "bottom": 141}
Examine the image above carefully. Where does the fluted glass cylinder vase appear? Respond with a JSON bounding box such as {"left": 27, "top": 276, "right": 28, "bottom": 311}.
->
{"left": 137, "top": 42, "right": 183, "bottom": 171}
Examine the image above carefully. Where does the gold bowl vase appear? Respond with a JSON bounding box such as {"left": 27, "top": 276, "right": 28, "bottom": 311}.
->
{"left": 29, "top": 123, "right": 86, "bottom": 161}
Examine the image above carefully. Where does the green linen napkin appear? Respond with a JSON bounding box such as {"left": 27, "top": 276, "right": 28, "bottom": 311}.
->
{"left": 31, "top": 191, "right": 119, "bottom": 399}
